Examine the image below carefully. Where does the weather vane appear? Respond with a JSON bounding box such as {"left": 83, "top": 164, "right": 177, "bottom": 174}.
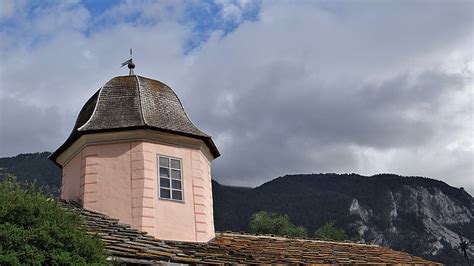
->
{"left": 121, "top": 48, "right": 135, "bottom": 75}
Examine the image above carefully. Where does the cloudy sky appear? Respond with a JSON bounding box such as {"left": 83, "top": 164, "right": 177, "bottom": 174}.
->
{"left": 0, "top": 0, "right": 473, "bottom": 193}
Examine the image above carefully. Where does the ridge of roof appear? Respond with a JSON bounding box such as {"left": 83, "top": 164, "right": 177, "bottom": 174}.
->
{"left": 62, "top": 201, "right": 441, "bottom": 265}
{"left": 134, "top": 75, "right": 147, "bottom": 126}
{"left": 77, "top": 85, "right": 104, "bottom": 131}
{"left": 218, "top": 231, "right": 380, "bottom": 247}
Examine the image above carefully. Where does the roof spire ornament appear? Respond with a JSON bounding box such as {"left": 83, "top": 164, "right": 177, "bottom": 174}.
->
{"left": 121, "top": 48, "right": 135, "bottom": 75}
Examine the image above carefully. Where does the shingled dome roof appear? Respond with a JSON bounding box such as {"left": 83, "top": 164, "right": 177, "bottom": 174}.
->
{"left": 50, "top": 75, "right": 219, "bottom": 162}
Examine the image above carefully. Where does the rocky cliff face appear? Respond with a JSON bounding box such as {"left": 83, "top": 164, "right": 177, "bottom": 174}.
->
{"left": 349, "top": 184, "right": 474, "bottom": 262}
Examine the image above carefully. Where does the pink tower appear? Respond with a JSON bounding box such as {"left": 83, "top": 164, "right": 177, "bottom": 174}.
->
{"left": 50, "top": 70, "right": 219, "bottom": 243}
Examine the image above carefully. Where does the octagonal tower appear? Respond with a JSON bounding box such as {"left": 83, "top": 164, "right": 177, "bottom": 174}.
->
{"left": 50, "top": 74, "right": 219, "bottom": 243}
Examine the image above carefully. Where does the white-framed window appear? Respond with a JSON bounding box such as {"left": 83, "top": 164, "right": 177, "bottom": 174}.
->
{"left": 158, "top": 155, "right": 183, "bottom": 201}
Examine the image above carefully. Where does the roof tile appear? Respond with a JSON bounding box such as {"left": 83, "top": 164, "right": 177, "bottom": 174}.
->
{"left": 64, "top": 203, "right": 441, "bottom": 265}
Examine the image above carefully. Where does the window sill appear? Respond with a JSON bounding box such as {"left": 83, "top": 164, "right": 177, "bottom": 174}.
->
{"left": 158, "top": 197, "right": 185, "bottom": 204}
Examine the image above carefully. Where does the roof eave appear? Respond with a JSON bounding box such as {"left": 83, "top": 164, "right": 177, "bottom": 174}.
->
{"left": 49, "top": 126, "right": 220, "bottom": 168}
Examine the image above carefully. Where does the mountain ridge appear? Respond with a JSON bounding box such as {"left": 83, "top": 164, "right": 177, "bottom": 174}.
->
{"left": 213, "top": 174, "right": 473, "bottom": 264}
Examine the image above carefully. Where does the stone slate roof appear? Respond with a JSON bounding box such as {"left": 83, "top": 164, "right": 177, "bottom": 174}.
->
{"left": 50, "top": 75, "right": 219, "bottom": 163}
{"left": 69, "top": 203, "right": 440, "bottom": 265}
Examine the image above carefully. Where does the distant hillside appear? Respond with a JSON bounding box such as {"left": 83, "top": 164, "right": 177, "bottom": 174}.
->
{"left": 0, "top": 152, "right": 61, "bottom": 195}
{"left": 1, "top": 152, "right": 472, "bottom": 264}
{"left": 213, "top": 174, "right": 474, "bottom": 265}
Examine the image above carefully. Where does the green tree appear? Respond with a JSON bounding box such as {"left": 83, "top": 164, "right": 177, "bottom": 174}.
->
{"left": 249, "top": 211, "right": 308, "bottom": 238}
{"left": 314, "top": 222, "right": 348, "bottom": 241}
{"left": 0, "top": 178, "right": 106, "bottom": 265}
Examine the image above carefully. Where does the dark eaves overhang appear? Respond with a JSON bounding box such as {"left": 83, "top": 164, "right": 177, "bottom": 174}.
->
{"left": 48, "top": 126, "right": 220, "bottom": 168}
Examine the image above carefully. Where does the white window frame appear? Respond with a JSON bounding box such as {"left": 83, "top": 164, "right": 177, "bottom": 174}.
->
{"left": 157, "top": 155, "right": 184, "bottom": 202}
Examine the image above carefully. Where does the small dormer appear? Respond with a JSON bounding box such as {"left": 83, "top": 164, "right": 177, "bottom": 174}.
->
{"left": 50, "top": 72, "right": 219, "bottom": 243}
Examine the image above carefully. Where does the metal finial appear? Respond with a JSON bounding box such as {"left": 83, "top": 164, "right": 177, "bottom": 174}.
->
{"left": 120, "top": 48, "right": 135, "bottom": 75}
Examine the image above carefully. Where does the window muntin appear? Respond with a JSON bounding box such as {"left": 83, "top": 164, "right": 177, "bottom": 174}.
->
{"left": 158, "top": 156, "right": 183, "bottom": 201}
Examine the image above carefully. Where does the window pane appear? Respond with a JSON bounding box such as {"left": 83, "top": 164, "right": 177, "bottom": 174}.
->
{"left": 160, "top": 188, "right": 170, "bottom": 199}
{"left": 159, "top": 167, "right": 169, "bottom": 177}
{"left": 160, "top": 178, "right": 170, "bottom": 188}
{"left": 170, "top": 159, "right": 181, "bottom": 169}
{"left": 172, "top": 190, "right": 182, "bottom": 200}
{"left": 159, "top": 157, "right": 169, "bottom": 167}
{"left": 171, "top": 180, "right": 181, "bottom": 190}
{"left": 171, "top": 169, "right": 181, "bottom": 179}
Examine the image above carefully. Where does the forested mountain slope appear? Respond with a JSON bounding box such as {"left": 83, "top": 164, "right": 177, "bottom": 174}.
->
{"left": 0, "top": 152, "right": 61, "bottom": 194}
{"left": 213, "top": 174, "right": 473, "bottom": 264}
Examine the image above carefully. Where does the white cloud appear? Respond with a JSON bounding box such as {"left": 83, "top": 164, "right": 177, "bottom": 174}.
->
{"left": 214, "top": 0, "right": 258, "bottom": 23}
{"left": 0, "top": 0, "right": 473, "bottom": 194}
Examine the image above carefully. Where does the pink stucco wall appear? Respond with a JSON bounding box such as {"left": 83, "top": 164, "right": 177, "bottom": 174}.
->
{"left": 142, "top": 142, "right": 215, "bottom": 242}
{"left": 61, "top": 152, "right": 82, "bottom": 201}
{"left": 97, "top": 143, "right": 133, "bottom": 225}
{"left": 60, "top": 137, "right": 215, "bottom": 242}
